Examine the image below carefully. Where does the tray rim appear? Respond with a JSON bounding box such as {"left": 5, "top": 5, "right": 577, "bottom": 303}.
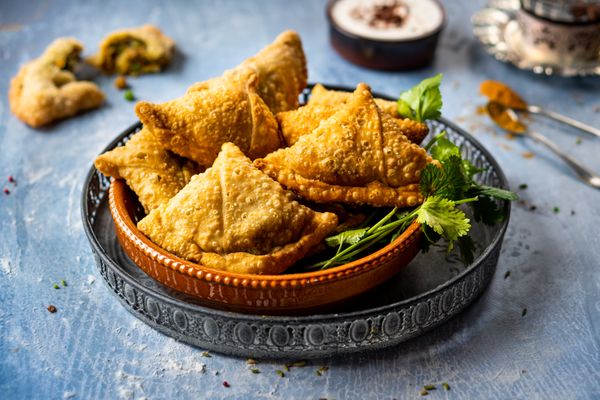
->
{"left": 81, "top": 84, "right": 511, "bottom": 324}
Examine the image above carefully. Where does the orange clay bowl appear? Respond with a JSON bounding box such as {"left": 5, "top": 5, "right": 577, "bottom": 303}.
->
{"left": 109, "top": 178, "right": 422, "bottom": 315}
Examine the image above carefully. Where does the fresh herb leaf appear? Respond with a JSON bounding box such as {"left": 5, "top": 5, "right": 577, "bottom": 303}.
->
{"left": 325, "top": 228, "right": 367, "bottom": 247}
{"left": 397, "top": 74, "right": 443, "bottom": 122}
{"left": 472, "top": 185, "right": 519, "bottom": 201}
{"left": 430, "top": 136, "right": 459, "bottom": 162}
{"left": 420, "top": 156, "right": 469, "bottom": 200}
{"left": 469, "top": 195, "right": 505, "bottom": 225}
{"left": 416, "top": 196, "right": 471, "bottom": 245}
{"left": 456, "top": 235, "right": 476, "bottom": 264}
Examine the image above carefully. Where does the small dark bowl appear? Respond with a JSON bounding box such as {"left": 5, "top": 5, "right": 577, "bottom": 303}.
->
{"left": 326, "top": 0, "right": 446, "bottom": 70}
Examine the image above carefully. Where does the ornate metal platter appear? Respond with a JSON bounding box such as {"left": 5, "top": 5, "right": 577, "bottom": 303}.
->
{"left": 81, "top": 86, "right": 511, "bottom": 359}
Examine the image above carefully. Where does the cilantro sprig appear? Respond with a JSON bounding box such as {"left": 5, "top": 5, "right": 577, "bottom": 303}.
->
{"left": 397, "top": 73, "right": 443, "bottom": 122}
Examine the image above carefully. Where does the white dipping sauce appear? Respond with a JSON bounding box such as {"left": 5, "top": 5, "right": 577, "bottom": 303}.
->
{"left": 331, "top": 0, "right": 443, "bottom": 41}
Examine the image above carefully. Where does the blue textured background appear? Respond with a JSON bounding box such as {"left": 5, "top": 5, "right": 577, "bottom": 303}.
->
{"left": 1, "top": 0, "right": 599, "bottom": 398}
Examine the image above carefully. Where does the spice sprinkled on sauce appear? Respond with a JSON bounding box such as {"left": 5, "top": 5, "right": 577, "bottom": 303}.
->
{"left": 332, "top": 0, "right": 443, "bottom": 41}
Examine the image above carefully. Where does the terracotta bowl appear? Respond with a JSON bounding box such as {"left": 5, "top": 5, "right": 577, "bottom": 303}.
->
{"left": 109, "top": 179, "right": 422, "bottom": 315}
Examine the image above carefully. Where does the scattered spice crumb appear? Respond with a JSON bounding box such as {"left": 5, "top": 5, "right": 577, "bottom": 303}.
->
{"left": 246, "top": 358, "right": 257, "bottom": 365}
{"left": 571, "top": 210, "right": 576, "bottom": 216}
{"left": 522, "top": 369, "right": 527, "bottom": 374}
{"left": 442, "top": 382, "right": 451, "bottom": 391}
{"left": 114, "top": 75, "right": 129, "bottom": 90}
{"left": 276, "top": 370, "right": 285, "bottom": 378}
{"left": 529, "top": 205, "right": 537, "bottom": 211}
{"left": 3, "top": 188, "right": 10, "bottom": 195}
{"left": 124, "top": 89, "right": 135, "bottom": 102}
{"left": 518, "top": 183, "right": 528, "bottom": 190}
{"left": 553, "top": 207, "right": 560, "bottom": 214}
{"left": 61, "top": 279, "right": 68, "bottom": 287}
{"left": 522, "top": 151, "right": 535, "bottom": 159}
{"left": 420, "top": 389, "right": 429, "bottom": 396}
{"left": 250, "top": 368, "right": 260, "bottom": 374}
{"left": 423, "top": 385, "right": 436, "bottom": 391}
{"left": 8, "top": 176, "right": 16, "bottom": 184}
{"left": 504, "top": 270, "right": 511, "bottom": 279}
{"left": 47, "top": 305, "right": 57, "bottom": 313}
{"left": 53, "top": 283, "right": 60, "bottom": 289}
{"left": 201, "top": 351, "right": 211, "bottom": 357}
{"left": 575, "top": 137, "right": 582, "bottom": 145}
{"left": 290, "top": 361, "right": 306, "bottom": 368}
{"left": 222, "top": 381, "right": 230, "bottom": 388}
{"left": 522, "top": 308, "right": 527, "bottom": 317}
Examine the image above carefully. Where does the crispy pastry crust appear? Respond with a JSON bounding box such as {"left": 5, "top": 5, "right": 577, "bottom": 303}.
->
{"left": 255, "top": 83, "right": 433, "bottom": 208}
{"left": 95, "top": 128, "right": 200, "bottom": 212}
{"left": 277, "top": 83, "right": 429, "bottom": 146}
{"left": 89, "top": 24, "right": 175, "bottom": 75}
{"left": 135, "top": 68, "right": 281, "bottom": 168}
{"left": 232, "top": 30, "right": 307, "bottom": 114}
{"left": 137, "top": 143, "right": 338, "bottom": 274}
{"left": 8, "top": 38, "right": 105, "bottom": 128}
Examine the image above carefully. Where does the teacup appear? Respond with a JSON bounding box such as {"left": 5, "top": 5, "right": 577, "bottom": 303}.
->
{"left": 517, "top": 0, "right": 600, "bottom": 62}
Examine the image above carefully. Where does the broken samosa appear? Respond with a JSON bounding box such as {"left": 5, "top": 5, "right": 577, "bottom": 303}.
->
{"left": 232, "top": 30, "right": 307, "bottom": 114}
{"left": 9, "top": 38, "right": 105, "bottom": 128}
{"left": 89, "top": 24, "right": 175, "bottom": 75}
{"left": 95, "top": 128, "right": 200, "bottom": 212}
{"left": 277, "top": 83, "right": 429, "bottom": 146}
{"left": 135, "top": 68, "right": 281, "bottom": 168}
{"left": 137, "top": 143, "right": 338, "bottom": 274}
{"left": 255, "top": 83, "right": 434, "bottom": 208}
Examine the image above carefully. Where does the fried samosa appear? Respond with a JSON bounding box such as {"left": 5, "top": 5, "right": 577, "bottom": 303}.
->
{"left": 137, "top": 143, "right": 338, "bottom": 274}
{"left": 135, "top": 68, "right": 281, "bottom": 167}
{"left": 232, "top": 30, "right": 307, "bottom": 114}
{"left": 277, "top": 83, "right": 429, "bottom": 146}
{"left": 255, "top": 83, "right": 434, "bottom": 208}
{"left": 9, "top": 38, "right": 105, "bottom": 128}
{"left": 89, "top": 24, "right": 175, "bottom": 75}
{"left": 95, "top": 128, "right": 200, "bottom": 212}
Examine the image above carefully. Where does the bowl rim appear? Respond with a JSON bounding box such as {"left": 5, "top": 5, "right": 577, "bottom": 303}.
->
{"left": 109, "top": 177, "right": 422, "bottom": 289}
{"left": 326, "top": 0, "right": 447, "bottom": 44}
{"left": 81, "top": 85, "right": 511, "bottom": 321}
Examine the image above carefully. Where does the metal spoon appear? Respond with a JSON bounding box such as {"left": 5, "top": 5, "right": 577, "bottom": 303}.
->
{"left": 487, "top": 101, "right": 600, "bottom": 189}
{"left": 480, "top": 80, "right": 600, "bottom": 138}
{"left": 523, "top": 104, "right": 600, "bottom": 139}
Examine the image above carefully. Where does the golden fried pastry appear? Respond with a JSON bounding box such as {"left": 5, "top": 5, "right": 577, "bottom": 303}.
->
{"left": 95, "top": 128, "right": 200, "bottom": 212}
{"left": 8, "top": 38, "right": 105, "bottom": 128}
{"left": 135, "top": 68, "right": 281, "bottom": 167}
{"left": 277, "top": 84, "right": 429, "bottom": 146}
{"left": 232, "top": 30, "right": 307, "bottom": 114}
{"left": 137, "top": 143, "right": 338, "bottom": 274}
{"left": 89, "top": 24, "right": 174, "bottom": 75}
{"left": 255, "top": 83, "right": 434, "bottom": 208}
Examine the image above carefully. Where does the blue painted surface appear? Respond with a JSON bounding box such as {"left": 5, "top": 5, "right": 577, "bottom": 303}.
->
{"left": 1, "top": 0, "right": 599, "bottom": 398}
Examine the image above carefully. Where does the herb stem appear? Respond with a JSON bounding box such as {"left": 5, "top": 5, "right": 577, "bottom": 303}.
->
{"left": 454, "top": 196, "right": 479, "bottom": 205}
{"left": 423, "top": 131, "right": 447, "bottom": 152}
{"left": 366, "top": 207, "right": 397, "bottom": 235}
{"left": 317, "top": 209, "right": 419, "bottom": 269}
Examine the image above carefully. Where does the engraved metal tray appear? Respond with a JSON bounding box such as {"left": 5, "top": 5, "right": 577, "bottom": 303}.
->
{"left": 81, "top": 87, "right": 511, "bottom": 359}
